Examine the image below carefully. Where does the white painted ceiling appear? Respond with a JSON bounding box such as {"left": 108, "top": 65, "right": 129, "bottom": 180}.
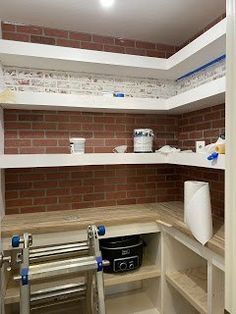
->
{"left": 0, "top": 0, "right": 225, "bottom": 45}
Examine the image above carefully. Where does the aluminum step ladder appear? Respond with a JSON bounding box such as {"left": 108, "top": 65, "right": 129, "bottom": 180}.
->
{"left": 11, "top": 225, "right": 109, "bottom": 314}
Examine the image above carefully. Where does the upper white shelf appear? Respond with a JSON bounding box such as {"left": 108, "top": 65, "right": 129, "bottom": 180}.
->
{"left": 168, "top": 152, "right": 225, "bottom": 170}
{"left": 1, "top": 76, "right": 225, "bottom": 114}
{"left": 0, "top": 19, "right": 225, "bottom": 80}
{"left": 0, "top": 152, "right": 225, "bottom": 170}
{"left": 168, "top": 76, "right": 225, "bottom": 113}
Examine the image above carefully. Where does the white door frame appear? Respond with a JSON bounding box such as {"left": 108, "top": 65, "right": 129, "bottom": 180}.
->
{"left": 0, "top": 107, "right": 5, "bottom": 313}
{"left": 225, "top": 0, "right": 236, "bottom": 313}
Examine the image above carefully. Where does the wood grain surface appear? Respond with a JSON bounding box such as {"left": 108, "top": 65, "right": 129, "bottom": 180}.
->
{"left": 2, "top": 201, "right": 224, "bottom": 255}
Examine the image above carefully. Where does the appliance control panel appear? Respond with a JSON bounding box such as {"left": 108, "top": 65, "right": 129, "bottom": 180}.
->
{"left": 113, "top": 256, "right": 139, "bottom": 272}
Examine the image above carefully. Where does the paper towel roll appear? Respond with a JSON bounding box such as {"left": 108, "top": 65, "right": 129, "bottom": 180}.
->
{"left": 184, "top": 181, "right": 213, "bottom": 245}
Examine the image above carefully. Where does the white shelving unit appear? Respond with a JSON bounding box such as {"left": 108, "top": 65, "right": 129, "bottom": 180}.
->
{"left": 0, "top": 152, "right": 225, "bottom": 170}
{"left": 162, "top": 230, "right": 225, "bottom": 314}
{"left": 4, "top": 229, "right": 162, "bottom": 314}
{"left": 3, "top": 213, "right": 225, "bottom": 314}
{"left": 0, "top": 19, "right": 225, "bottom": 80}
{"left": 1, "top": 76, "right": 225, "bottom": 114}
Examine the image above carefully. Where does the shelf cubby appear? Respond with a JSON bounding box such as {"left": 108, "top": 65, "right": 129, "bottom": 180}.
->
{"left": 166, "top": 267, "right": 207, "bottom": 314}
{"left": 163, "top": 233, "right": 208, "bottom": 314}
{"left": 106, "top": 288, "right": 160, "bottom": 314}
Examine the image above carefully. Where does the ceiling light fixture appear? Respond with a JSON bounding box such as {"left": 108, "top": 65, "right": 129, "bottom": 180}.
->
{"left": 100, "top": 0, "right": 115, "bottom": 8}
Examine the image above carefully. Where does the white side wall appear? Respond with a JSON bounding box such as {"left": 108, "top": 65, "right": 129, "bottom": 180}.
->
{"left": 0, "top": 58, "right": 6, "bottom": 313}
{"left": 225, "top": 0, "right": 236, "bottom": 312}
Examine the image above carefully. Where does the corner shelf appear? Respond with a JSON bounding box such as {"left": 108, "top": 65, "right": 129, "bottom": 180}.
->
{"left": 0, "top": 18, "right": 225, "bottom": 80}
{"left": 167, "top": 152, "right": 225, "bottom": 170}
{"left": 168, "top": 76, "right": 225, "bottom": 114}
{"left": 1, "top": 76, "right": 225, "bottom": 114}
{"left": 166, "top": 267, "right": 207, "bottom": 314}
{"left": 0, "top": 152, "right": 225, "bottom": 170}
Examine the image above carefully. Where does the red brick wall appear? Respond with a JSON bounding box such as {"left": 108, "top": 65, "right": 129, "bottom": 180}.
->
{"left": 177, "top": 104, "right": 225, "bottom": 218}
{"left": 5, "top": 165, "right": 180, "bottom": 214}
{"left": 4, "top": 110, "right": 180, "bottom": 215}
{"left": 4, "top": 105, "right": 225, "bottom": 217}
{"left": 1, "top": 22, "right": 177, "bottom": 58}
{"left": 178, "top": 104, "right": 225, "bottom": 151}
{"left": 4, "top": 110, "right": 179, "bottom": 154}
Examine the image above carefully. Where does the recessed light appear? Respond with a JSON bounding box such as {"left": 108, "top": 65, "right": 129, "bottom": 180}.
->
{"left": 100, "top": 0, "right": 115, "bottom": 8}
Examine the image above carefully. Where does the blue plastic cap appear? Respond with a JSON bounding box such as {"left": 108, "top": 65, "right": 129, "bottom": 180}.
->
{"left": 97, "top": 225, "right": 106, "bottom": 236}
{"left": 12, "top": 235, "right": 20, "bottom": 248}
{"left": 207, "top": 152, "right": 219, "bottom": 161}
{"left": 96, "top": 256, "right": 103, "bottom": 272}
{"left": 21, "top": 268, "right": 29, "bottom": 286}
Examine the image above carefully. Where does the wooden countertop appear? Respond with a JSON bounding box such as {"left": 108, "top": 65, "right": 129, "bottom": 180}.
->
{"left": 2, "top": 201, "right": 224, "bottom": 256}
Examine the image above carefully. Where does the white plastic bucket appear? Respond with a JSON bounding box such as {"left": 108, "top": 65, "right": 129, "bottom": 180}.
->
{"left": 70, "top": 138, "right": 86, "bottom": 154}
{"left": 133, "top": 129, "right": 154, "bottom": 153}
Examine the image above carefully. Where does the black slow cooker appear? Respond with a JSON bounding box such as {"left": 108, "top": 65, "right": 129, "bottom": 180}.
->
{"left": 100, "top": 235, "right": 144, "bottom": 273}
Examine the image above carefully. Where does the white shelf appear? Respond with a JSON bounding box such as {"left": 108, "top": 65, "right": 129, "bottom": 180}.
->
{"left": 0, "top": 153, "right": 166, "bottom": 169}
{"left": 106, "top": 290, "right": 160, "bottom": 314}
{"left": 0, "top": 19, "right": 225, "bottom": 80}
{"left": 1, "top": 76, "right": 225, "bottom": 114}
{"left": 0, "top": 152, "right": 225, "bottom": 170}
{"left": 2, "top": 92, "right": 167, "bottom": 113}
{"left": 167, "top": 152, "right": 225, "bottom": 170}
{"left": 168, "top": 19, "right": 226, "bottom": 79}
{"left": 168, "top": 76, "right": 225, "bottom": 114}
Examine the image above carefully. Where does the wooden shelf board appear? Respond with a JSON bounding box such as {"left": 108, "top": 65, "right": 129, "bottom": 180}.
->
{"left": 5, "top": 264, "right": 160, "bottom": 305}
{"left": 104, "top": 264, "right": 161, "bottom": 287}
{"left": 106, "top": 289, "right": 160, "bottom": 314}
{"left": 166, "top": 266, "right": 208, "bottom": 314}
